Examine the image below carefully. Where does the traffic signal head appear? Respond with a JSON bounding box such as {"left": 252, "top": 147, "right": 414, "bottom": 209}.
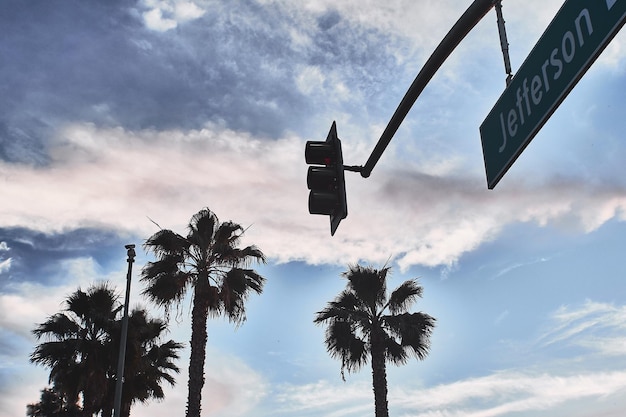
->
{"left": 305, "top": 121, "right": 348, "bottom": 236}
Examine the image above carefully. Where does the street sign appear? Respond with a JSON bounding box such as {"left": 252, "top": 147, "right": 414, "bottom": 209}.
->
{"left": 480, "top": 0, "right": 626, "bottom": 189}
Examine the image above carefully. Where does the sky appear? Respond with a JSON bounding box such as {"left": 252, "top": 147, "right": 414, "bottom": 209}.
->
{"left": 1, "top": 0, "right": 626, "bottom": 416}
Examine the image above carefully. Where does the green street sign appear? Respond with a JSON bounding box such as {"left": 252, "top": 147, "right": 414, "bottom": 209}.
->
{"left": 480, "top": 0, "right": 626, "bottom": 189}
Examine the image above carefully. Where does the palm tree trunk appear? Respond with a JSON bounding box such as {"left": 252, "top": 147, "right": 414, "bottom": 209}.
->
{"left": 370, "top": 328, "right": 389, "bottom": 417}
{"left": 186, "top": 280, "right": 210, "bottom": 417}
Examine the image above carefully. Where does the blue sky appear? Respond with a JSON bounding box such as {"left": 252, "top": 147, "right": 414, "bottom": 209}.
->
{"left": 1, "top": 0, "right": 626, "bottom": 416}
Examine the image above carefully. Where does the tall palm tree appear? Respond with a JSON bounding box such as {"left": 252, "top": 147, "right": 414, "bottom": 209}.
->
{"left": 314, "top": 264, "right": 436, "bottom": 417}
{"left": 30, "top": 284, "right": 182, "bottom": 417}
{"left": 141, "top": 207, "right": 266, "bottom": 417}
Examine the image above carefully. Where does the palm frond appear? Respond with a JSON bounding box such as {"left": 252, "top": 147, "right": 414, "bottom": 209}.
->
{"left": 203, "top": 285, "right": 223, "bottom": 316}
{"left": 382, "top": 312, "right": 436, "bottom": 360}
{"left": 187, "top": 208, "right": 218, "bottom": 250}
{"left": 144, "top": 229, "right": 189, "bottom": 256}
{"left": 387, "top": 280, "right": 423, "bottom": 314}
{"left": 207, "top": 223, "right": 245, "bottom": 268}
{"left": 191, "top": 208, "right": 218, "bottom": 239}
{"left": 141, "top": 254, "right": 185, "bottom": 281}
{"left": 222, "top": 268, "right": 265, "bottom": 296}
{"left": 382, "top": 333, "right": 409, "bottom": 365}
{"left": 141, "top": 270, "right": 192, "bottom": 308}
{"left": 65, "top": 288, "right": 90, "bottom": 317}
{"left": 76, "top": 284, "right": 118, "bottom": 327}
{"left": 343, "top": 264, "right": 388, "bottom": 310}
{"left": 32, "top": 314, "right": 80, "bottom": 340}
{"left": 127, "top": 308, "right": 167, "bottom": 343}
{"left": 30, "top": 340, "right": 79, "bottom": 367}
{"left": 213, "top": 221, "right": 244, "bottom": 249}
{"left": 220, "top": 268, "right": 266, "bottom": 324}
{"left": 228, "top": 245, "right": 267, "bottom": 266}
{"left": 325, "top": 320, "right": 368, "bottom": 378}
{"left": 155, "top": 340, "right": 184, "bottom": 370}
{"left": 314, "top": 290, "right": 371, "bottom": 328}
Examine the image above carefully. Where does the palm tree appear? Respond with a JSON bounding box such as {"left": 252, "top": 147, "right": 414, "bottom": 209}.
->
{"left": 27, "top": 388, "right": 63, "bottom": 417}
{"left": 30, "top": 284, "right": 182, "bottom": 417}
{"left": 314, "top": 264, "right": 436, "bottom": 417}
{"left": 102, "top": 309, "right": 183, "bottom": 417}
{"left": 27, "top": 387, "right": 81, "bottom": 417}
{"left": 31, "top": 284, "right": 119, "bottom": 417}
{"left": 141, "top": 207, "right": 266, "bottom": 417}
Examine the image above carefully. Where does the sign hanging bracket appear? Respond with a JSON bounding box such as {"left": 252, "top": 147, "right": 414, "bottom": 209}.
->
{"left": 495, "top": 0, "right": 514, "bottom": 86}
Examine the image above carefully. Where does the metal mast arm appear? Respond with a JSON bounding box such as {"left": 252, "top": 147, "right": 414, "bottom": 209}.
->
{"left": 360, "top": 0, "right": 497, "bottom": 178}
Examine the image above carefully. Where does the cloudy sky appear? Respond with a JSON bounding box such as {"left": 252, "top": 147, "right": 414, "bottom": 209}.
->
{"left": 2, "top": 0, "right": 626, "bottom": 416}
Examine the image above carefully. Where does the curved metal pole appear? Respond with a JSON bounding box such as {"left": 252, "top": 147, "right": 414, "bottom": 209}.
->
{"left": 360, "top": 0, "right": 497, "bottom": 178}
{"left": 113, "top": 244, "right": 136, "bottom": 417}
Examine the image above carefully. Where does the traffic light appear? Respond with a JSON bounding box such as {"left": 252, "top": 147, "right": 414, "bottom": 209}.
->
{"left": 305, "top": 121, "right": 347, "bottom": 236}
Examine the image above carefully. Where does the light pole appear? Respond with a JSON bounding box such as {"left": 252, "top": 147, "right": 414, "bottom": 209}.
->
{"left": 113, "top": 244, "right": 136, "bottom": 417}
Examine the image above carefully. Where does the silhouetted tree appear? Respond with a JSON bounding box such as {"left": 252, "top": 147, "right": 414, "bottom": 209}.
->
{"left": 141, "top": 207, "right": 266, "bottom": 417}
{"left": 101, "top": 309, "right": 183, "bottom": 417}
{"left": 27, "top": 387, "right": 80, "bottom": 417}
{"left": 315, "top": 264, "right": 436, "bottom": 417}
{"left": 30, "top": 283, "right": 182, "bottom": 417}
{"left": 31, "top": 284, "right": 117, "bottom": 416}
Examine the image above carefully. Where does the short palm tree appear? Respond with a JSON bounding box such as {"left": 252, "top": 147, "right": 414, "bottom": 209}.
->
{"left": 141, "top": 207, "right": 266, "bottom": 417}
{"left": 27, "top": 388, "right": 63, "bottom": 417}
{"left": 314, "top": 264, "right": 436, "bottom": 417}
{"left": 27, "top": 387, "right": 81, "bottom": 417}
{"left": 30, "top": 284, "right": 182, "bottom": 417}
{"left": 102, "top": 309, "right": 183, "bottom": 417}
{"left": 31, "top": 284, "right": 119, "bottom": 416}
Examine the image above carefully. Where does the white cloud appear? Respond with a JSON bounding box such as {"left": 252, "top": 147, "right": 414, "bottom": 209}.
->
{"left": 271, "top": 370, "right": 626, "bottom": 417}
{"left": 538, "top": 301, "right": 626, "bottom": 350}
{"left": 0, "top": 244, "right": 12, "bottom": 281}
{"left": 2, "top": 123, "right": 626, "bottom": 271}
{"left": 0, "top": 257, "right": 130, "bottom": 341}
{"left": 140, "top": 0, "right": 206, "bottom": 31}
{"left": 174, "top": 0, "right": 206, "bottom": 20}
{"left": 274, "top": 379, "right": 372, "bottom": 416}
{"left": 143, "top": 8, "right": 178, "bottom": 31}
{"left": 0, "top": 369, "right": 51, "bottom": 417}
{"left": 409, "top": 371, "right": 626, "bottom": 417}
{"left": 0, "top": 283, "right": 69, "bottom": 339}
{"left": 202, "top": 349, "right": 269, "bottom": 417}
{"left": 296, "top": 66, "right": 326, "bottom": 95}
{"left": 597, "top": 23, "right": 626, "bottom": 68}
{"left": 129, "top": 344, "right": 268, "bottom": 417}
{"left": 494, "top": 257, "right": 550, "bottom": 279}
{"left": 261, "top": 0, "right": 626, "bottom": 76}
{"left": 0, "top": 258, "right": 11, "bottom": 274}
{"left": 258, "top": 0, "right": 561, "bottom": 52}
